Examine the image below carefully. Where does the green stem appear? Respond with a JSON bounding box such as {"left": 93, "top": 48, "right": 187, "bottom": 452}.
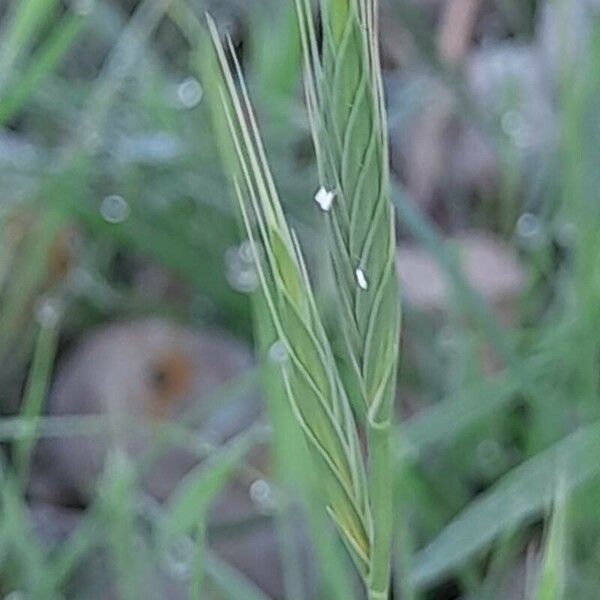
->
{"left": 367, "top": 418, "right": 393, "bottom": 600}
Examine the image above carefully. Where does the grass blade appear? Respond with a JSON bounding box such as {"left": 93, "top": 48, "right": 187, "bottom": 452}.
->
{"left": 0, "top": 8, "right": 88, "bottom": 125}
{"left": 533, "top": 485, "right": 568, "bottom": 600}
{"left": 412, "top": 423, "right": 600, "bottom": 588}
{"left": 14, "top": 319, "right": 59, "bottom": 485}
{"left": 0, "top": 0, "right": 60, "bottom": 88}
{"left": 398, "top": 372, "right": 518, "bottom": 460}
{"left": 205, "top": 550, "right": 272, "bottom": 600}
{"left": 163, "top": 427, "right": 261, "bottom": 538}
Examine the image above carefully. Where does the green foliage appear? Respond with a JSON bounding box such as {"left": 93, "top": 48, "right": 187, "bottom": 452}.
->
{"left": 208, "top": 2, "right": 401, "bottom": 596}
{"left": 297, "top": 0, "right": 401, "bottom": 423}
{"left": 208, "top": 12, "right": 372, "bottom": 577}
{"left": 411, "top": 423, "right": 600, "bottom": 587}
{"left": 0, "top": 0, "right": 600, "bottom": 599}
{"left": 534, "top": 487, "right": 568, "bottom": 600}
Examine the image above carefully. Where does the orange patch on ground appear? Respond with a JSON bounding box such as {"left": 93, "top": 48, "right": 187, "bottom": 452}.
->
{"left": 147, "top": 350, "right": 194, "bottom": 419}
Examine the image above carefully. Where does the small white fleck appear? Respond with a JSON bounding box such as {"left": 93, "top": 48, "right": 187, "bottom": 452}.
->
{"left": 177, "top": 77, "right": 203, "bottom": 109}
{"left": 516, "top": 212, "right": 540, "bottom": 239}
{"left": 268, "top": 340, "right": 288, "bottom": 364}
{"left": 161, "top": 533, "right": 195, "bottom": 581}
{"left": 100, "top": 195, "right": 129, "bottom": 224}
{"left": 501, "top": 110, "right": 534, "bottom": 149}
{"left": 314, "top": 186, "right": 335, "bottom": 212}
{"left": 35, "top": 297, "right": 62, "bottom": 329}
{"left": 225, "top": 241, "right": 259, "bottom": 294}
{"left": 226, "top": 267, "right": 258, "bottom": 294}
{"left": 355, "top": 268, "right": 368, "bottom": 291}
{"left": 249, "top": 479, "right": 275, "bottom": 512}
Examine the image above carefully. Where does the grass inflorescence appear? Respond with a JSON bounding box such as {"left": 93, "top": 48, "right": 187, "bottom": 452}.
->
{"left": 208, "top": 1, "right": 401, "bottom": 596}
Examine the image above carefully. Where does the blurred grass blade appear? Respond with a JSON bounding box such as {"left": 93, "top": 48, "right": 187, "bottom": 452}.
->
{"left": 39, "top": 503, "right": 103, "bottom": 593}
{"left": 398, "top": 372, "right": 518, "bottom": 460}
{"left": 0, "top": 205, "right": 65, "bottom": 360}
{"left": 412, "top": 423, "right": 600, "bottom": 587}
{"left": 205, "top": 550, "right": 272, "bottom": 600}
{"left": 163, "top": 427, "right": 261, "bottom": 537}
{"left": 534, "top": 484, "right": 568, "bottom": 600}
{"left": 391, "top": 185, "right": 515, "bottom": 367}
{"left": 14, "top": 319, "right": 59, "bottom": 484}
{"left": 0, "top": 8, "right": 87, "bottom": 125}
{"left": 71, "top": 0, "right": 174, "bottom": 156}
{"left": 0, "top": 0, "right": 60, "bottom": 89}
{"left": 0, "top": 470, "right": 47, "bottom": 593}
{"left": 102, "top": 451, "right": 141, "bottom": 600}
{"left": 162, "top": 427, "right": 262, "bottom": 597}
{"left": 250, "top": 2, "right": 301, "bottom": 124}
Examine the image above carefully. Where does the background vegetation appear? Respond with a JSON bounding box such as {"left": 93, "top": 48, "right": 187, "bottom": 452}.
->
{"left": 0, "top": 0, "right": 598, "bottom": 598}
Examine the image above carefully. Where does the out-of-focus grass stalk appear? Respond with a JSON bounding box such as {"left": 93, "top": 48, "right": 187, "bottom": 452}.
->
{"left": 0, "top": 0, "right": 60, "bottom": 90}
{"left": 296, "top": 1, "right": 401, "bottom": 597}
{"left": 0, "top": 8, "right": 87, "bottom": 125}
{"left": 14, "top": 319, "right": 59, "bottom": 485}
{"left": 533, "top": 484, "right": 567, "bottom": 600}
{"left": 69, "top": 0, "right": 174, "bottom": 158}
{"left": 0, "top": 205, "right": 65, "bottom": 360}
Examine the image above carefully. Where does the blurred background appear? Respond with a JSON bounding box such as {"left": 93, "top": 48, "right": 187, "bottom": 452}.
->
{"left": 0, "top": 0, "right": 599, "bottom": 598}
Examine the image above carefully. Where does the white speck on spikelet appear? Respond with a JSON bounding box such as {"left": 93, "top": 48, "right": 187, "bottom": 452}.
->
{"left": 314, "top": 187, "right": 335, "bottom": 212}
{"left": 355, "top": 268, "right": 368, "bottom": 291}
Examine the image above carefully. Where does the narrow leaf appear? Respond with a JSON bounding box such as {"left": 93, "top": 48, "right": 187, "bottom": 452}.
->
{"left": 412, "top": 423, "right": 600, "bottom": 587}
